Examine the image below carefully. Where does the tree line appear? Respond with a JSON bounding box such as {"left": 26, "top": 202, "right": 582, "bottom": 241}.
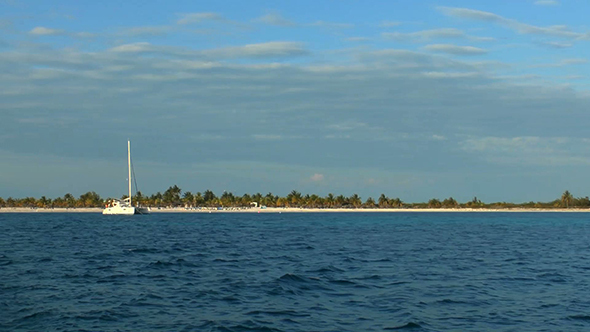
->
{"left": 0, "top": 187, "right": 586, "bottom": 210}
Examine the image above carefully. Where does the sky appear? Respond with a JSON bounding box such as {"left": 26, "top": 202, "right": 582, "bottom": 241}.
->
{"left": 1, "top": 0, "right": 590, "bottom": 203}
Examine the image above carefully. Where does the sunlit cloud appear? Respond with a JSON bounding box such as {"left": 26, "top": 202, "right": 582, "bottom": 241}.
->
{"left": 310, "top": 173, "right": 325, "bottom": 182}
{"left": 422, "top": 44, "right": 488, "bottom": 55}
{"left": 29, "top": 27, "right": 65, "bottom": 36}
{"left": 253, "top": 13, "right": 295, "bottom": 27}
{"left": 203, "top": 41, "right": 308, "bottom": 59}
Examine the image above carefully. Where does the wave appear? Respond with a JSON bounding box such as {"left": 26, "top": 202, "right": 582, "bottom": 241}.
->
{"left": 0, "top": 254, "right": 13, "bottom": 266}
{"left": 125, "top": 247, "right": 160, "bottom": 254}
{"left": 311, "top": 265, "right": 344, "bottom": 273}
{"left": 385, "top": 322, "right": 423, "bottom": 330}
{"left": 278, "top": 273, "right": 308, "bottom": 283}
{"left": 246, "top": 310, "right": 311, "bottom": 318}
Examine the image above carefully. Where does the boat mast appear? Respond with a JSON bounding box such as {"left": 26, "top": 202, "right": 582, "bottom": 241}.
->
{"left": 128, "top": 140, "right": 132, "bottom": 206}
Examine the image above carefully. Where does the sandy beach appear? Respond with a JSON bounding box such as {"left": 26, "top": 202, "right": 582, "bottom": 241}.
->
{"left": 2, "top": 207, "right": 590, "bottom": 213}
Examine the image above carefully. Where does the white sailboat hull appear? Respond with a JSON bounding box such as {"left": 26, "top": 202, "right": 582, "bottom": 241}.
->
{"left": 102, "top": 206, "right": 136, "bottom": 215}
{"left": 102, "top": 206, "right": 151, "bottom": 215}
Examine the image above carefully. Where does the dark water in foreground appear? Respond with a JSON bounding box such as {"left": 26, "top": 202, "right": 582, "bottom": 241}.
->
{"left": 2, "top": 212, "right": 590, "bottom": 331}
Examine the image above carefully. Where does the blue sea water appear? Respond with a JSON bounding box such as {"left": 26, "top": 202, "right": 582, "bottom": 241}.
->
{"left": 2, "top": 212, "right": 590, "bottom": 332}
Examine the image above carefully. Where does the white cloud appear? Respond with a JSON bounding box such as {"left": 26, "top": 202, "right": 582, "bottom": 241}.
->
{"left": 345, "top": 37, "right": 371, "bottom": 42}
{"left": 531, "top": 58, "right": 588, "bottom": 67}
{"left": 310, "top": 173, "right": 324, "bottom": 181}
{"left": 534, "top": 0, "right": 560, "bottom": 5}
{"left": 438, "top": 6, "right": 586, "bottom": 39}
{"left": 309, "top": 20, "right": 354, "bottom": 29}
{"left": 203, "top": 41, "right": 308, "bottom": 59}
{"left": 29, "top": 27, "right": 65, "bottom": 36}
{"left": 119, "top": 26, "right": 173, "bottom": 37}
{"left": 539, "top": 41, "right": 573, "bottom": 48}
{"left": 254, "top": 13, "right": 295, "bottom": 27}
{"left": 74, "top": 32, "right": 96, "bottom": 38}
{"left": 177, "top": 12, "right": 224, "bottom": 25}
{"left": 327, "top": 121, "right": 370, "bottom": 131}
{"left": 561, "top": 58, "right": 588, "bottom": 65}
{"left": 422, "top": 71, "right": 479, "bottom": 79}
{"left": 423, "top": 44, "right": 488, "bottom": 55}
{"left": 383, "top": 28, "right": 494, "bottom": 42}
{"left": 384, "top": 28, "right": 463, "bottom": 40}
{"left": 109, "top": 42, "right": 155, "bottom": 53}
{"left": 380, "top": 21, "right": 402, "bottom": 28}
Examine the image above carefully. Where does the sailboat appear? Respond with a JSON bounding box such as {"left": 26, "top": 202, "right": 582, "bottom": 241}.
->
{"left": 103, "top": 141, "right": 151, "bottom": 215}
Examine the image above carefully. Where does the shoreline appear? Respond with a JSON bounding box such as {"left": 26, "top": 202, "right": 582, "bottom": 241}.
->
{"left": 2, "top": 207, "right": 590, "bottom": 213}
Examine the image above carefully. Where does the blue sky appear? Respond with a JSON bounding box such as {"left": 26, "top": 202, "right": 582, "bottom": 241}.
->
{"left": 1, "top": 0, "right": 590, "bottom": 203}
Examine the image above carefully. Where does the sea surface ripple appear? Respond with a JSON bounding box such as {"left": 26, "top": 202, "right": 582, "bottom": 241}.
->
{"left": 2, "top": 212, "right": 590, "bottom": 331}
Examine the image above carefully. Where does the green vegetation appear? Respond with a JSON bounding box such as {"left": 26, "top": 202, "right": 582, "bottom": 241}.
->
{"left": 0, "top": 188, "right": 588, "bottom": 210}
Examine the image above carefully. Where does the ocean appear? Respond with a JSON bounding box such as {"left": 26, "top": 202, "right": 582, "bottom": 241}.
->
{"left": 1, "top": 212, "right": 590, "bottom": 331}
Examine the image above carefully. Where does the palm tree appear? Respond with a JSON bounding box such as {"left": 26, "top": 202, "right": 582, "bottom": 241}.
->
{"left": 287, "top": 190, "right": 302, "bottom": 207}
{"left": 325, "top": 193, "right": 335, "bottom": 208}
{"left": 428, "top": 198, "right": 442, "bottom": 208}
{"left": 349, "top": 194, "right": 362, "bottom": 208}
{"left": 263, "top": 192, "right": 276, "bottom": 207}
{"left": 442, "top": 197, "right": 458, "bottom": 208}
{"left": 183, "top": 191, "right": 194, "bottom": 207}
{"left": 390, "top": 197, "right": 403, "bottom": 208}
{"left": 335, "top": 195, "right": 347, "bottom": 208}
{"left": 561, "top": 190, "right": 574, "bottom": 208}
{"left": 308, "top": 194, "right": 320, "bottom": 208}
{"left": 203, "top": 190, "right": 216, "bottom": 204}
{"left": 163, "top": 185, "right": 182, "bottom": 206}
{"left": 63, "top": 193, "right": 76, "bottom": 208}
{"left": 364, "top": 197, "right": 376, "bottom": 208}
{"left": 194, "top": 192, "right": 204, "bottom": 207}
{"left": 378, "top": 194, "right": 390, "bottom": 208}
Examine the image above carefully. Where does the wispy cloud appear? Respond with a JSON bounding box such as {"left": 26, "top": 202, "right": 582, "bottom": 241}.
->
{"left": 118, "top": 26, "right": 173, "bottom": 37}
{"left": 252, "top": 134, "right": 283, "bottom": 140}
{"left": 382, "top": 28, "right": 494, "bottom": 42}
{"left": 438, "top": 6, "right": 587, "bottom": 39}
{"left": 422, "top": 44, "right": 488, "bottom": 55}
{"left": 254, "top": 13, "right": 295, "bottom": 27}
{"left": 309, "top": 20, "right": 354, "bottom": 29}
{"left": 531, "top": 58, "right": 588, "bottom": 67}
{"left": 0, "top": 18, "right": 12, "bottom": 30}
{"left": 310, "top": 173, "right": 324, "bottom": 182}
{"left": 534, "top": 0, "right": 560, "bottom": 6}
{"left": 345, "top": 37, "right": 371, "bottom": 42}
{"left": 380, "top": 21, "right": 402, "bottom": 28}
{"left": 109, "top": 42, "right": 156, "bottom": 53}
{"left": 538, "top": 41, "right": 573, "bottom": 48}
{"left": 561, "top": 58, "right": 588, "bottom": 65}
{"left": 29, "top": 27, "right": 65, "bottom": 36}
{"left": 460, "top": 136, "right": 590, "bottom": 166}
{"left": 203, "top": 41, "right": 308, "bottom": 59}
{"left": 177, "top": 12, "right": 224, "bottom": 25}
